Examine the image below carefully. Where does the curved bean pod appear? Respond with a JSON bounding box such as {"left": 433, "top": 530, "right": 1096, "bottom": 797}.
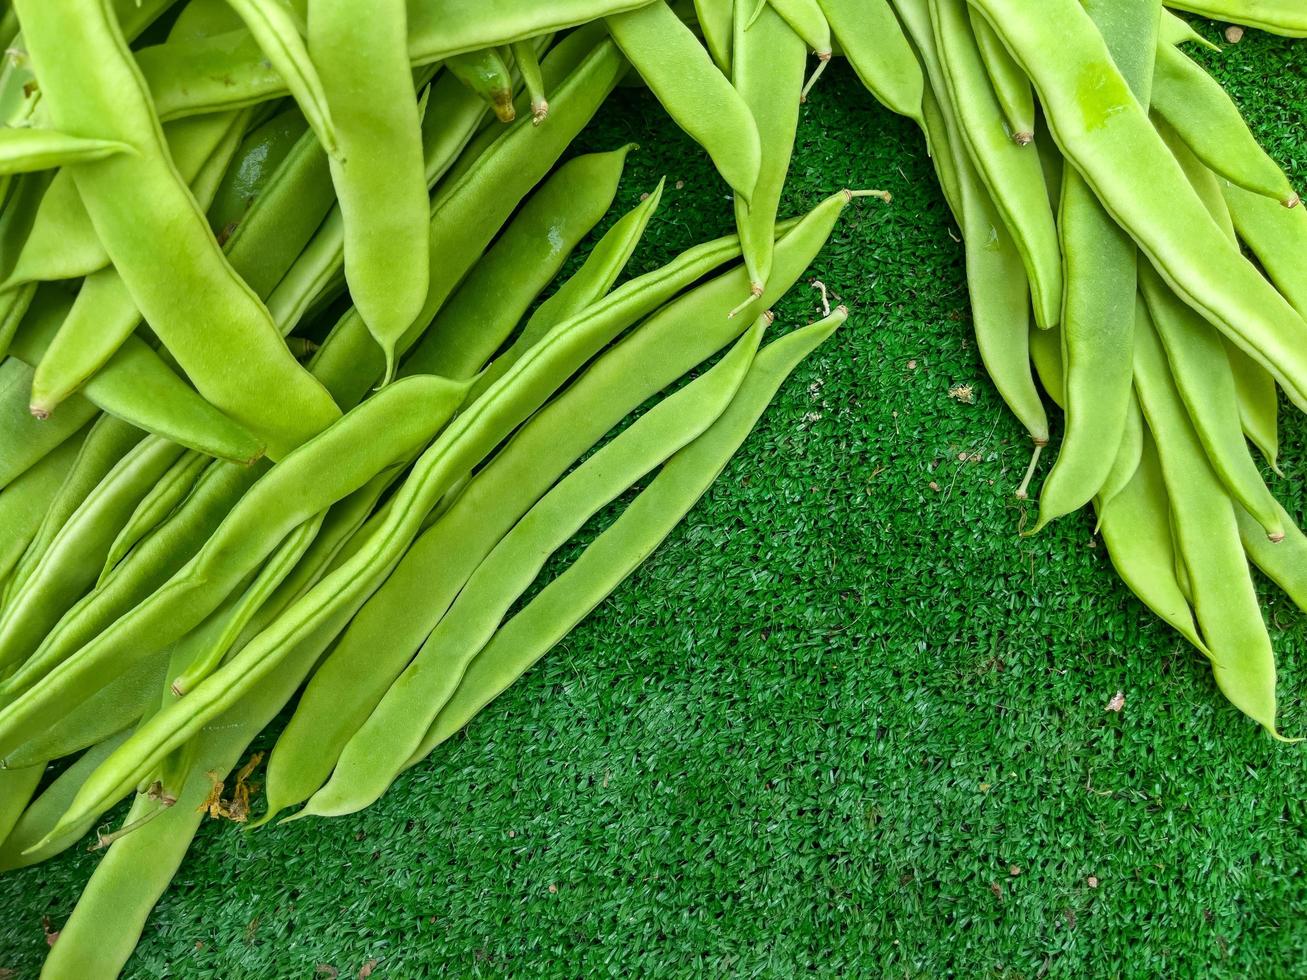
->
{"left": 1153, "top": 42, "right": 1298, "bottom": 207}
{"left": 310, "top": 0, "right": 429, "bottom": 384}
{"left": 407, "top": 306, "right": 847, "bottom": 766}
{"left": 14, "top": 0, "right": 342, "bottom": 458}
{"left": 206, "top": 106, "right": 308, "bottom": 240}
{"left": 1222, "top": 181, "right": 1307, "bottom": 319}
{"left": 403, "top": 146, "right": 632, "bottom": 381}
{"left": 1093, "top": 395, "right": 1144, "bottom": 516}
{"left": 301, "top": 317, "right": 770, "bottom": 818}
{"left": 818, "top": 0, "right": 924, "bottom": 123}
{"left": 1095, "top": 431, "right": 1206, "bottom": 650}
{"left": 606, "top": 0, "right": 762, "bottom": 201}
{"left": 731, "top": 1, "right": 806, "bottom": 300}
{"left": 0, "top": 356, "right": 98, "bottom": 492}
{"left": 968, "top": 0, "right": 1307, "bottom": 410}
{"left": 510, "top": 39, "right": 549, "bottom": 124}
{"left": 0, "top": 765, "right": 43, "bottom": 851}
{"left": 767, "top": 0, "right": 834, "bottom": 97}
{"left": 1133, "top": 297, "right": 1279, "bottom": 734}
{"left": 42, "top": 191, "right": 855, "bottom": 844}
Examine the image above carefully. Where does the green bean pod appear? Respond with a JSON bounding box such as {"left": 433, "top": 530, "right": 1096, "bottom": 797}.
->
{"left": 1132, "top": 297, "right": 1280, "bottom": 734}
{"left": 0, "top": 763, "right": 43, "bottom": 849}
{"left": 925, "top": 0, "right": 1062, "bottom": 329}
{"left": 403, "top": 146, "right": 633, "bottom": 381}
{"left": 818, "top": 0, "right": 924, "bottom": 123}
{"left": 767, "top": 0, "right": 834, "bottom": 97}
{"left": 1222, "top": 181, "right": 1307, "bottom": 320}
{"left": 509, "top": 39, "right": 549, "bottom": 124}
{"left": 969, "top": 0, "right": 1307, "bottom": 411}
{"left": 42, "top": 191, "right": 855, "bottom": 844}
{"left": 1152, "top": 43, "right": 1299, "bottom": 207}
{"left": 310, "top": 0, "right": 429, "bottom": 384}
{"left": 731, "top": 1, "right": 806, "bottom": 300}
{"left": 408, "top": 306, "right": 847, "bottom": 767}
{"left": 14, "top": 0, "right": 342, "bottom": 459}
{"left": 606, "top": 0, "right": 762, "bottom": 202}
{"left": 966, "top": 7, "right": 1033, "bottom": 143}
{"left": 206, "top": 106, "right": 309, "bottom": 240}
{"left": 300, "top": 317, "right": 770, "bottom": 818}
{"left": 1095, "top": 432, "right": 1206, "bottom": 651}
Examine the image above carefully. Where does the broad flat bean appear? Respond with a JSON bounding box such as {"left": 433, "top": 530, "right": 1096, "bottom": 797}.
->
{"left": 0, "top": 433, "right": 84, "bottom": 588}
{"left": 0, "top": 356, "right": 98, "bottom": 491}
{"left": 819, "top": 0, "right": 923, "bottom": 122}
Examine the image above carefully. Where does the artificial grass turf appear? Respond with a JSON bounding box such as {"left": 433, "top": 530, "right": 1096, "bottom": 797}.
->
{"left": 3, "top": 22, "right": 1307, "bottom": 980}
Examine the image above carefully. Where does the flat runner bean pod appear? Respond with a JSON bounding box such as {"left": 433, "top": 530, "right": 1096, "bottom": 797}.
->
{"left": 310, "top": 0, "right": 429, "bottom": 384}
{"left": 1132, "top": 297, "right": 1280, "bottom": 733}
{"left": 403, "top": 146, "right": 633, "bottom": 381}
{"left": 819, "top": 0, "right": 923, "bottom": 123}
{"left": 0, "top": 434, "right": 185, "bottom": 675}
{"left": 967, "top": 0, "right": 1307, "bottom": 411}
{"left": 0, "top": 357, "right": 98, "bottom": 491}
{"left": 510, "top": 40, "right": 549, "bottom": 124}
{"left": 260, "top": 196, "right": 848, "bottom": 820}
{"left": 926, "top": 0, "right": 1062, "bottom": 329}
{"left": 408, "top": 306, "right": 847, "bottom": 767}
{"left": 0, "top": 433, "right": 84, "bottom": 588}
{"left": 0, "top": 764, "right": 42, "bottom": 848}
{"left": 8, "top": 287, "right": 265, "bottom": 463}
{"left": 0, "top": 128, "right": 134, "bottom": 173}
{"left": 1095, "top": 432, "right": 1206, "bottom": 651}
{"left": 1138, "top": 261, "right": 1283, "bottom": 540}
{"left": 966, "top": 7, "right": 1033, "bottom": 143}
{"left": 447, "top": 47, "right": 517, "bottom": 122}
{"left": 301, "top": 317, "right": 769, "bottom": 818}
{"left": 43, "top": 191, "right": 856, "bottom": 843}
{"left": 1163, "top": 0, "right": 1307, "bottom": 36}
{"left": 606, "top": 1, "right": 762, "bottom": 202}
{"left": 0, "top": 376, "right": 468, "bottom": 759}
{"left": 731, "top": 2, "right": 805, "bottom": 302}
{"left": 308, "top": 38, "right": 627, "bottom": 409}
{"left": 225, "top": 0, "right": 339, "bottom": 156}
{"left": 1033, "top": 0, "right": 1158, "bottom": 531}
{"left": 1222, "top": 180, "right": 1307, "bottom": 319}
{"left": 4, "top": 415, "right": 142, "bottom": 604}
{"left": 100, "top": 452, "right": 210, "bottom": 586}
{"left": 14, "top": 0, "right": 341, "bottom": 459}
{"left": 1152, "top": 42, "right": 1299, "bottom": 207}
{"left": 766, "top": 0, "right": 833, "bottom": 98}
{"left": 206, "top": 107, "right": 309, "bottom": 238}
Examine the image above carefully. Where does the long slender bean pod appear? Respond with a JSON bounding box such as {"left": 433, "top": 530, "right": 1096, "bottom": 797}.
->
{"left": 818, "top": 0, "right": 924, "bottom": 123}
{"left": 966, "top": 7, "right": 1033, "bottom": 143}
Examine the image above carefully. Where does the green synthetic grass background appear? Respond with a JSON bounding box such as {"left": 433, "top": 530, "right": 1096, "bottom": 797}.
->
{"left": 4, "top": 20, "right": 1307, "bottom": 979}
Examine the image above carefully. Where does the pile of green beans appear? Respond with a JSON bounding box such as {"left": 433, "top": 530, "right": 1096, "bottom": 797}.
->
{"left": 0, "top": 0, "right": 1304, "bottom": 973}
